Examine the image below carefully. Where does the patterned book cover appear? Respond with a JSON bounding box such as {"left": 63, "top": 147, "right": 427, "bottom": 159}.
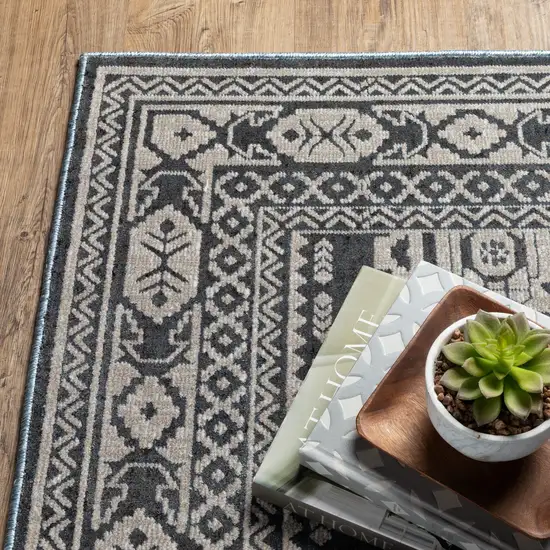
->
{"left": 253, "top": 267, "right": 447, "bottom": 549}
{"left": 300, "top": 261, "right": 550, "bottom": 550}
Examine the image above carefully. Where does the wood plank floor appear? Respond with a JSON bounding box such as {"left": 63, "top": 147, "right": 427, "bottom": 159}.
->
{"left": 1, "top": 0, "right": 550, "bottom": 542}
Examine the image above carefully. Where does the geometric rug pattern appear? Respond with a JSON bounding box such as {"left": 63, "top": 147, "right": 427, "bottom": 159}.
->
{"left": 6, "top": 53, "right": 550, "bottom": 549}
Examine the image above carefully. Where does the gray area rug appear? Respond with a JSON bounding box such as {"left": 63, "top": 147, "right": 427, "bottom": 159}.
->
{"left": 6, "top": 52, "right": 550, "bottom": 550}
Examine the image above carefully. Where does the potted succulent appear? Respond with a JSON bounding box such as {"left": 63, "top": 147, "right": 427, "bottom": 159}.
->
{"left": 425, "top": 310, "right": 550, "bottom": 462}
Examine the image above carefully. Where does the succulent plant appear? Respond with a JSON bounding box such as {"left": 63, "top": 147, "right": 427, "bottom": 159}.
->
{"left": 440, "top": 310, "right": 550, "bottom": 426}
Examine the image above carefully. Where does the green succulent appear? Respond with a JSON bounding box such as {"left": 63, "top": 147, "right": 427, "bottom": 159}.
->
{"left": 440, "top": 310, "right": 550, "bottom": 426}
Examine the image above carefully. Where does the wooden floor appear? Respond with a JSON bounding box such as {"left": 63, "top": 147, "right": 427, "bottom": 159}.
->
{"left": 1, "top": 0, "right": 550, "bottom": 542}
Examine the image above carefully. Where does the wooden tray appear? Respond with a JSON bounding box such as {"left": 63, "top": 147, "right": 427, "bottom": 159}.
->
{"left": 356, "top": 286, "right": 550, "bottom": 540}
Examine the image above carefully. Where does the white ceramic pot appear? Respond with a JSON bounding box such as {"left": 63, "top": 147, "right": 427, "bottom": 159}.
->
{"left": 425, "top": 312, "right": 550, "bottom": 462}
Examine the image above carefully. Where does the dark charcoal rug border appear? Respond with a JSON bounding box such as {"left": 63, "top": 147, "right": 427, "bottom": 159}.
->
{"left": 5, "top": 50, "right": 550, "bottom": 550}
{"left": 3, "top": 55, "right": 90, "bottom": 550}
{"left": 85, "top": 50, "right": 550, "bottom": 70}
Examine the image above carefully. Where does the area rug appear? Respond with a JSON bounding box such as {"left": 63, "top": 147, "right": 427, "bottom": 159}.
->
{"left": 6, "top": 52, "right": 550, "bottom": 550}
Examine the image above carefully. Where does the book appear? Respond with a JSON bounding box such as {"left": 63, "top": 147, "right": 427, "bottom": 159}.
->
{"left": 300, "top": 261, "right": 550, "bottom": 550}
{"left": 253, "top": 266, "right": 447, "bottom": 550}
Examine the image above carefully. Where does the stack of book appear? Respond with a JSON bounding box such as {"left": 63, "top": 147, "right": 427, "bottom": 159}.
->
{"left": 252, "top": 261, "right": 550, "bottom": 550}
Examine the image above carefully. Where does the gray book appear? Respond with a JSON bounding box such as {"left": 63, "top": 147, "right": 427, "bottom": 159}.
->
{"left": 253, "top": 266, "right": 446, "bottom": 550}
{"left": 300, "top": 261, "right": 550, "bottom": 550}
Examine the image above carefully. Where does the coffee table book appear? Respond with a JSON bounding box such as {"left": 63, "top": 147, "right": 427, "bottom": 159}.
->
{"left": 253, "top": 267, "right": 446, "bottom": 550}
{"left": 300, "top": 261, "right": 550, "bottom": 550}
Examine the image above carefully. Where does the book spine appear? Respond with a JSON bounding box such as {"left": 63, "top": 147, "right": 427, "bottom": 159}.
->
{"left": 252, "top": 482, "right": 436, "bottom": 550}
{"left": 299, "top": 444, "right": 510, "bottom": 550}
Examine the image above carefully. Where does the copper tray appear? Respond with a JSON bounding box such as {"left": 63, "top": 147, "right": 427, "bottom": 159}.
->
{"left": 356, "top": 286, "right": 550, "bottom": 540}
